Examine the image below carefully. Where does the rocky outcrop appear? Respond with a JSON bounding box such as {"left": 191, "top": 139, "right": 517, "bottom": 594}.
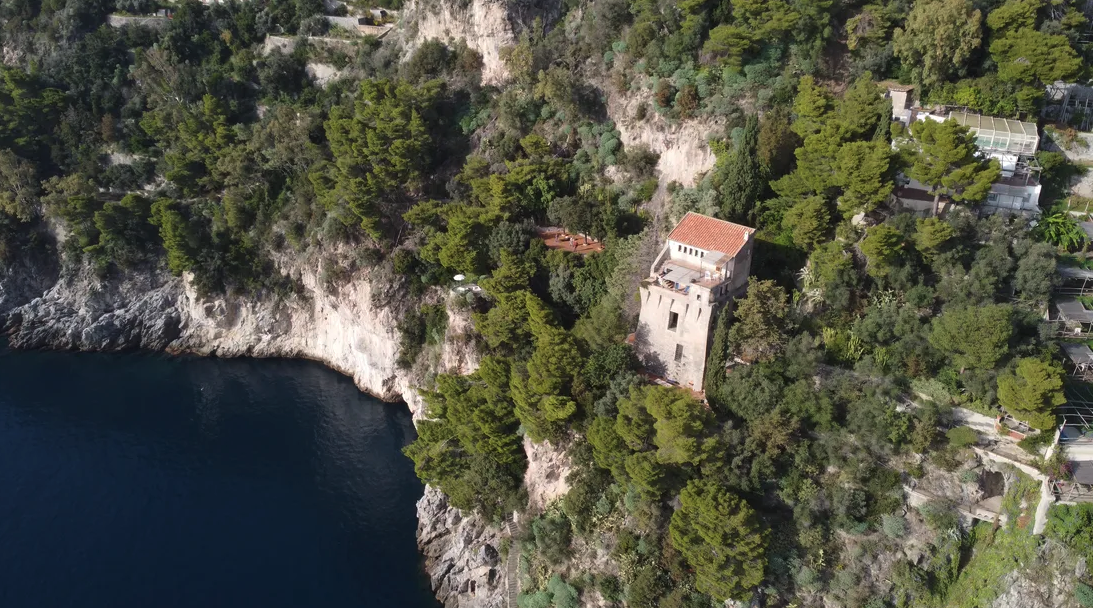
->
{"left": 3, "top": 264, "right": 180, "bottom": 351}
{"left": 0, "top": 249, "right": 59, "bottom": 322}
{"left": 1, "top": 253, "right": 494, "bottom": 607}
{"left": 605, "top": 88, "right": 722, "bottom": 188}
{"left": 523, "top": 436, "right": 572, "bottom": 512}
{"left": 417, "top": 486, "right": 506, "bottom": 608}
{"left": 399, "top": 0, "right": 561, "bottom": 85}
{"left": 991, "top": 545, "right": 1084, "bottom": 608}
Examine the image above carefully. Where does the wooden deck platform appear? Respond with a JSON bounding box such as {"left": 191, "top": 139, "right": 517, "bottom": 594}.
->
{"left": 538, "top": 228, "right": 604, "bottom": 255}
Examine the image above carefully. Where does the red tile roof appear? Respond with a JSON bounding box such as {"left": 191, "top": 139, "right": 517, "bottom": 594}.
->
{"left": 667, "top": 212, "right": 755, "bottom": 257}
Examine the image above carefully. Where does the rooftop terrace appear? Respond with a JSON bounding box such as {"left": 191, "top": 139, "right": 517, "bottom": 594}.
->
{"left": 654, "top": 258, "right": 723, "bottom": 290}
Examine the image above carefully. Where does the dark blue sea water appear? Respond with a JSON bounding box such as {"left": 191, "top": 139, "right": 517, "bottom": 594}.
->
{"left": 0, "top": 346, "right": 440, "bottom": 608}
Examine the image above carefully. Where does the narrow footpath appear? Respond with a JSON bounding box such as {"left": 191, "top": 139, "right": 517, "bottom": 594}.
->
{"left": 504, "top": 516, "right": 519, "bottom": 608}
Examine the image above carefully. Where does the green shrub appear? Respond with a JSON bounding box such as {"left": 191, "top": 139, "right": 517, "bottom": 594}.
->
{"left": 1045, "top": 504, "right": 1093, "bottom": 556}
{"left": 1077, "top": 582, "right": 1093, "bottom": 607}
{"left": 597, "top": 574, "right": 623, "bottom": 602}
{"left": 627, "top": 565, "right": 669, "bottom": 608}
{"left": 795, "top": 565, "right": 819, "bottom": 587}
{"left": 547, "top": 575, "right": 579, "bottom": 608}
{"left": 561, "top": 466, "right": 611, "bottom": 534}
{"left": 516, "top": 591, "right": 552, "bottom": 608}
{"left": 392, "top": 249, "right": 416, "bottom": 275}
{"left": 946, "top": 426, "right": 978, "bottom": 449}
{"left": 931, "top": 447, "right": 963, "bottom": 472}
{"left": 404, "top": 39, "right": 452, "bottom": 82}
{"left": 882, "top": 513, "right": 908, "bottom": 538}
{"left": 614, "top": 528, "right": 638, "bottom": 556}
{"left": 911, "top": 377, "right": 952, "bottom": 405}
{"left": 395, "top": 303, "right": 448, "bottom": 369}
{"left": 1018, "top": 430, "right": 1054, "bottom": 454}
{"left": 532, "top": 514, "right": 573, "bottom": 565}
{"left": 918, "top": 500, "right": 960, "bottom": 533}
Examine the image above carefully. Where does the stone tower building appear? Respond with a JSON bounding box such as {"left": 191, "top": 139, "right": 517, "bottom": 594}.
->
{"left": 635, "top": 212, "right": 755, "bottom": 391}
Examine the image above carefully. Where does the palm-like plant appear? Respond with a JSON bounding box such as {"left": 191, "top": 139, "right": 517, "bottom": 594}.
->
{"left": 796, "top": 265, "right": 823, "bottom": 311}
{"left": 1039, "top": 212, "right": 1086, "bottom": 252}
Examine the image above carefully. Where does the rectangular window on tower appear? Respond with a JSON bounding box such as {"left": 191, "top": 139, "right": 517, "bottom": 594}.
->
{"left": 674, "top": 344, "right": 683, "bottom": 362}
{"left": 667, "top": 311, "right": 679, "bottom": 331}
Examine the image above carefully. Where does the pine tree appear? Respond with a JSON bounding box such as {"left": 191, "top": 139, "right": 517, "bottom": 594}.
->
{"left": 791, "top": 76, "right": 833, "bottom": 139}
{"left": 616, "top": 386, "right": 655, "bottom": 451}
{"left": 990, "top": 29, "right": 1081, "bottom": 85}
{"left": 835, "top": 140, "right": 894, "bottom": 214}
{"left": 318, "top": 79, "right": 439, "bottom": 237}
{"left": 729, "top": 278, "right": 790, "bottom": 362}
{"left": 669, "top": 479, "right": 767, "bottom": 601}
{"left": 908, "top": 119, "right": 1000, "bottom": 215}
{"left": 403, "top": 355, "right": 527, "bottom": 520}
{"left": 928, "top": 304, "right": 1013, "bottom": 371}
{"left": 782, "top": 195, "right": 832, "bottom": 250}
{"left": 643, "top": 386, "right": 715, "bottom": 465}
{"left": 913, "top": 217, "right": 955, "bottom": 261}
{"left": 998, "top": 358, "right": 1066, "bottom": 430}
{"left": 0, "top": 150, "right": 38, "bottom": 222}
{"left": 834, "top": 74, "right": 890, "bottom": 142}
{"left": 892, "top": 0, "right": 982, "bottom": 86}
{"left": 860, "top": 224, "right": 904, "bottom": 278}
{"left": 511, "top": 296, "right": 583, "bottom": 442}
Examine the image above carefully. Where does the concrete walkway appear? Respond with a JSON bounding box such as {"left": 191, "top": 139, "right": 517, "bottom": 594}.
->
{"left": 905, "top": 486, "right": 1009, "bottom": 527}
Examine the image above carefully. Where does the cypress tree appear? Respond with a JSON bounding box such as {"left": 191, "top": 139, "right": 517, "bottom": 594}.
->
{"left": 704, "top": 306, "right": 733, "bottom": 398}
{"left": 720, "top": 114, "right": 765, "bottom": 224}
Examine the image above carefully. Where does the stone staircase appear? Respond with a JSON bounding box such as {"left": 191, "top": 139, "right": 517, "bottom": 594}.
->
{"left": 504, "top": 514, "right": 520, "bottom": 608}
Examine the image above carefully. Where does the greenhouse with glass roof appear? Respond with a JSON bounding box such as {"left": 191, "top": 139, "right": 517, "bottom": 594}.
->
{"left": 948, "top": 111, "right": 1039, "bottom": 156}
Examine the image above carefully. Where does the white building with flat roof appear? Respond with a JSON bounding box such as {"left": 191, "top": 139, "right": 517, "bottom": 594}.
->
{"left": 895, "top": 110, "right": 1042, "bottom": 217}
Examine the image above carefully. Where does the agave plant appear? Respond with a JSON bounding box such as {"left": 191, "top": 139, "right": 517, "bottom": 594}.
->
{"left": 870, "top": 289, "right": 897, "bottom": 307}
{"left": 1039, "top": 212, "right": 1087, "bottom": 252}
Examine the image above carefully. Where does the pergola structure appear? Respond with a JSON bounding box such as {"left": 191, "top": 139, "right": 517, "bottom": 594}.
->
{"left": 1052, "top": 385, "right": 1093, "bottom": 502}
{"left": 1053, "top": 477, "right": 1093, "bottom": 502}
{"left": 1057, "top": 266, "right": 1093, "bottom": 297}
{"left": 1063, "top": 342, "right": 1093, "bottom": 381}
{"left": 1048, "top": 297, "right": 1093, "bottom": 338}
{"left": 1045, "top": 83, "right": 1093, "bottom": 131}
{"left": 1061, "top": 384, "right": 1093, "bottom": 421}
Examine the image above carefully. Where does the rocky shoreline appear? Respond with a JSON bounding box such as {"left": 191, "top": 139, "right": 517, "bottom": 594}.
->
{"left": 0, "top": 259, "right": 503, "bottom": 608}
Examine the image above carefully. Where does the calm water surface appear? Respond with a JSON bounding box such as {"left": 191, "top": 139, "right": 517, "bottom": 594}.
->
{"left": 0, "top": 346, "right": 439, "bottom": 608}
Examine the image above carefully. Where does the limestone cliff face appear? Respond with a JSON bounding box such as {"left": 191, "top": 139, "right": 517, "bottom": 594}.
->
{"left": 0, "top": 254, "right": 496, "bottom": 608}
{"left": 399, "top": 0, "right": 561, "bottom": 85}
{"left": 171, "top": 266, "right": 424, "bottom": 413}
{"left": 605, "top": 88, "right": 722, "bottom": 188}
{"left": 523, "top": 436, "right": 572, "bottom": 513}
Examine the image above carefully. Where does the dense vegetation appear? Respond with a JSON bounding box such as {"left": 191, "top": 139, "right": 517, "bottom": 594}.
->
{"left": 3, "top": 0, "right": 1093, "bottom": 605}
